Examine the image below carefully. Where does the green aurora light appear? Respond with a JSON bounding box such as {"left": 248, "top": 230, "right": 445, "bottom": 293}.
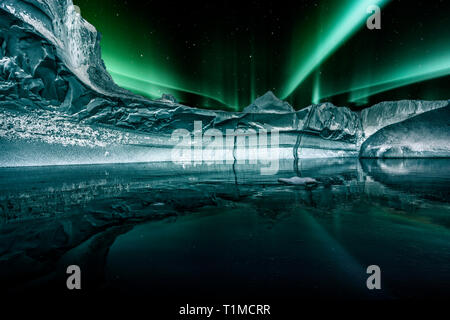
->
{"left": 75, "top": 0, "right": 449, "bottom": 110}
{"left": 281, "top": 0, "right": 389, "bottom": 99}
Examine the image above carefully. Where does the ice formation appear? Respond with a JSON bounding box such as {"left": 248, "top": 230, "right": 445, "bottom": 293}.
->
{"left": 360, "top": 105, "right": 450, "bottom": 158}
{"left": 0, "top": 0, "right": 449, "bottom": 167}
{"left": 278, "top": 176, "right": 318, "bottom": 185}
{"left": 360, "top": 100, "right": 449, "bottom": 137}
{"left": 243, "top": 91, "right": 295, "bottom": 113}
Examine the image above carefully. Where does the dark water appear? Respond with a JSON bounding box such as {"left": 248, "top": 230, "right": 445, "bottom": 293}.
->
{"left": 0, "top": 159, "right": 449, "bottom": 300}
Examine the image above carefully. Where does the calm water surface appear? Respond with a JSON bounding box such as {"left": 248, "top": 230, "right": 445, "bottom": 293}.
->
{"left": 0, "top": 159, "right": 449, "bottom": 299}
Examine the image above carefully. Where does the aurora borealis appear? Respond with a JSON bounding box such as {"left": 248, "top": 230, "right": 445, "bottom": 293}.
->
{"left": 74, "top": 0, "right": 450, "bottom": 110}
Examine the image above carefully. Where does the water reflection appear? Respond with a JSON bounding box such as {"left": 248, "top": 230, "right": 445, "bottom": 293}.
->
{"left": 0, "top": 159, "right": 449, "bottom": 298}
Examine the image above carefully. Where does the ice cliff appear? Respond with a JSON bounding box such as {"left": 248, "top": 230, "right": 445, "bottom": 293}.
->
{"left": 0, "top": 0, "right": 449, "bottom": 167}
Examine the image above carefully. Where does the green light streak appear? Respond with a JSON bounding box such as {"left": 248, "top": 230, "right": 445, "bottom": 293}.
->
{"left": 312, "top": 70, "right": 320, "bottom": 104}
{"left": 108, "top": 70, "right": 236, "bottom": 109}
{"left": 281, "top": 0, "right": 389, "bottom": 99}
{"left": 76, "top": 0, "right": 447, "bottom": 110}
{"left": 314, "top": 52, "right": 450, "bottom": 102}
{"left": 75, "top": 0, "right": 240, "bottom": 110}
{"left": 349, "top": 59, "right": 450, "bottom": 102}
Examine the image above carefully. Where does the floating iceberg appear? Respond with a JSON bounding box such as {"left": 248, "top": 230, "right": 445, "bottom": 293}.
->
{"left": 360, "top": 105, "right": 450, "bottom": 158}
{"left": 360, "top": 100, "right": 449, "bottom": 138}
{"left": 0, "top": 0, "right": 449, "bottom": 167}
{"left": 278, "top": 176, "right": 318, "bottom": 186}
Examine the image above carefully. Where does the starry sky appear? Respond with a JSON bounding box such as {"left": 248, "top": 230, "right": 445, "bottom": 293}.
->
{"left": 74, "top": 0, "right": 450, "bottom": 111}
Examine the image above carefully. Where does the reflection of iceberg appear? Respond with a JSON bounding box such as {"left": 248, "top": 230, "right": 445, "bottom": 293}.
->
{"left": 1, "top": 159, "right": 449, "bottom": 293}
{"left": 0, "top": 0, "right": 449, "bottom": 167}
{"left": 360, "top": 158, "right": 450, "bottom": 202}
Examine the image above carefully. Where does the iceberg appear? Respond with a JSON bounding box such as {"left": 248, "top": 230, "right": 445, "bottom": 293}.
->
{"left": 0, "top": 0, "right": 449, "bottom": 167}
{"left": 360, "top": 105, "right": 450, "bottom": 158}
{"left": 0, "top": 0, "right": 142, "bottom": 101}
{"left": 278, "top": 176, "right": 318, "bottom": 186}
{"left": 360, "top": 100, "right": 449, "bottom": 138}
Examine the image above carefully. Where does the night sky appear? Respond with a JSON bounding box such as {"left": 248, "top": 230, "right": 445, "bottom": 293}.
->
{"left": 74, "top": 0, "right": 450, "bottom": 110}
